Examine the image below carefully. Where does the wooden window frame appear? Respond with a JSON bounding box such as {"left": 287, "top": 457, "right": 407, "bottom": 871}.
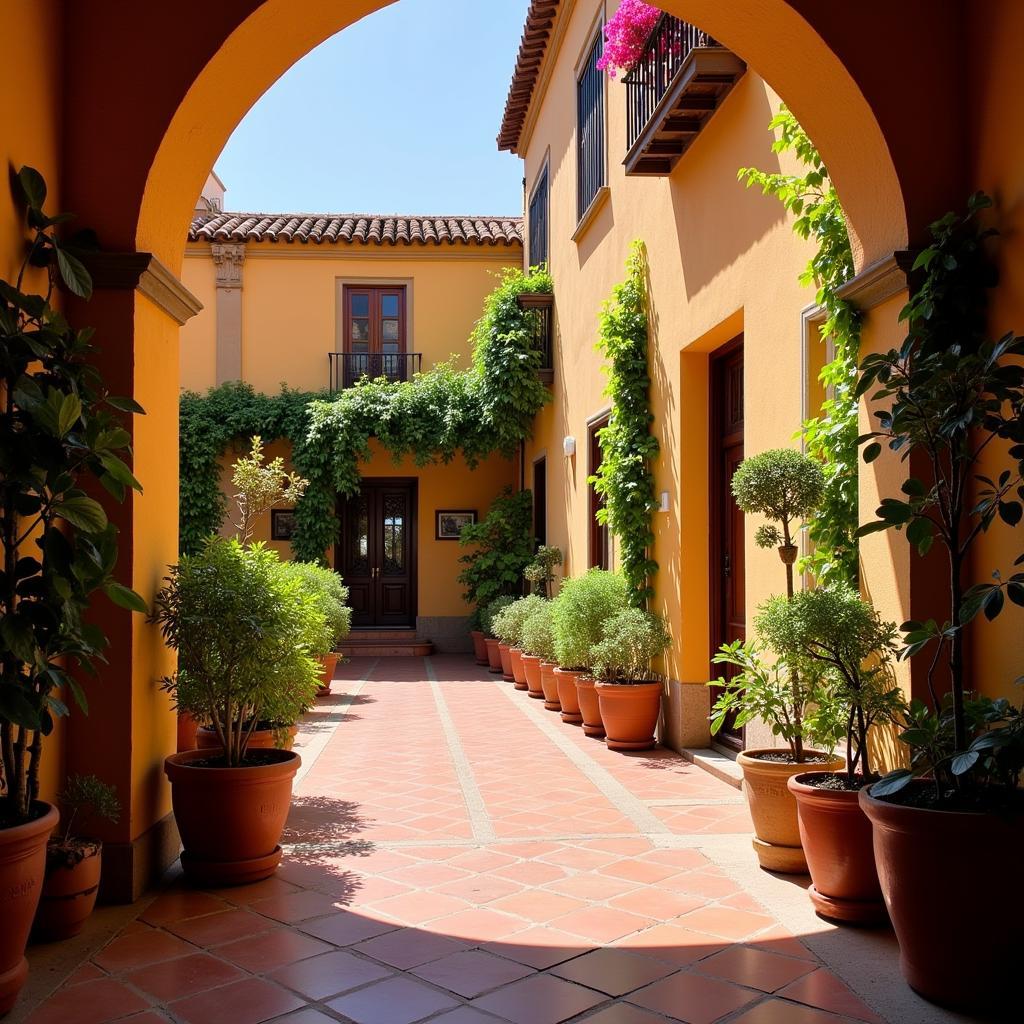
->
{"left": 576, "top": 23, "right": 607, "bottom": 223}
{"left": 588, "top": 415, "right": 611, "bottom": 570}
{"left": 528, "top": 163, "right": 550, "bottom": 270}
{"left": 342, "top": 284, "right": 407, "bottom": 356}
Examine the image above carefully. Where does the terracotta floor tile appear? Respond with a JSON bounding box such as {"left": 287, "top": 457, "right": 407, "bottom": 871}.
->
{"left": 354, "top": 927, "right": 472, "bottom": 969}
{"left": 212, "top": 876, "right": 301, "bottom": 905}
{"left": 141, "top": 890, "right": 230, "bottom": 926}
{"left": 489, "top": 888, "right": 587, "bottom": 924}
{"left": 431, "top": 1008, "right": 509, "bottom": 1023}
{"left": 30, "top": 978, "right": 150, "bottom": 1024}
{"left": 776, "top": 968, "right": 886, "bottom": 1024}
{"left": 490, "top": 860, "right": 567, "bottom": 885}
{"left": 64, "top": 962, "right": 107, "bottom": 986}
{"left": 697, "top": 945, "right": 817, "bottom": 993}
{"left": 365, "top": 889, "right": 470, "bottom": 925}
{"left": 213, "top": 927, "right": 333, "bottom": 971}
{"left": 166, "top": 907, "right": 276, "bottom": 947}
{"left": 412, "top": 948, "right": 535, "bottom": 998}
{"left": 268, "top": 1010, "right": 339, "bottom": 1024}
{"left": 326, "top": 975, "right": 459, "bottom": 1024}
{"left": 433, "top": 872, "right": 524, "bottom": 904}
{"left": 600, "top": 859, "right": 686, "bottom": 884}
{"left": 582, "top": 1005, "right": 673, "bottom": 1024}
{"left": 549, "top": 905, "right": 651, "bottom": 943}
{"left": 627, "top": 971, "right": 758, "bottom": 1024}
{"left": 470, "top": 972, "right": 605, "bottom": 1024}
{"left": 480, "top": 926, "right": 589, "bottom": 969}
{"left": 614, "top": 924, "right": 728, "bottom": 966}
{"left": 551, "top": 947, "right": 679, "bottom": 997}
{"left": 123, "top": 952, "right": 246, "bottom": 1001}
{"left": 169, "top": 976, "right": 305, "bottom": 1024}
{"left": 93, "top": 929, "right": 196, "bottom": 972}
{"left": 677, "top": 905, "right": 776, "bottom": 941}
{"left": 729, "top": 999, "right": 855, "bottom": 1024}
{"left": 430, "top": 907, "right": 528, "bottom": 942}
{"left": 269, "top": 948, "right": 393, "bottom": 1000}
{"left": 299, "top": 910, "right": 398, "bottom": 946}
{"left": 543, "top": 872, "right": 638, "bottom": 902}
{"left": 249, "top": 889, "right": 343, "bottom": 924}
{"left": 608, "top": 886, "right": 705, "bottom": 921}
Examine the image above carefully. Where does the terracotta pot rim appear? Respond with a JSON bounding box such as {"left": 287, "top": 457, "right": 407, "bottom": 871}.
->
{"left": 788, "top": 772, "right": 865, "bottom": 804}
{"left": 595, "top": 679, "right": 662, "bottom": 690}
{"left": 0, "top": 801, "right": 59, "bottom": 843}
{"left": 165, "top": 748, "right": 300, "bottom": 782}
{"left": 739, "top": 747, "right": 843, "bottom": 766}
{"left": 859, "top": 784, "right": 1024, "bottom": 825}
{"left": 575, "top": 675, "right": 596, "bottom": 687}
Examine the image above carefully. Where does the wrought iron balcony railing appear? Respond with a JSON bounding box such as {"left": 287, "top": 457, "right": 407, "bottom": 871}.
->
{"left": 329, "top": 352, "right": 422, "bottom": 391}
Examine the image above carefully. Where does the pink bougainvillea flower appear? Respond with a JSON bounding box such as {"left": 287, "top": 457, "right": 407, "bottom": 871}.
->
{"left": 596, "top": 0, "right": 662, "bottom": 78}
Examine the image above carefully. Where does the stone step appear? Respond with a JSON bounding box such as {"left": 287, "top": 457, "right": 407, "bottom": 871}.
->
{"left": 339, "top": 635, "right": 434, "bottom": 657}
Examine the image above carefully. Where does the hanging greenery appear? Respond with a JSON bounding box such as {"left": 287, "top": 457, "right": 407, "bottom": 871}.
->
{"left": 179, "top": 267, "right": 553, "bottom": 561}
{"left": 590, "top": 241, "right": 659, "bottom": 607}
{"left": 739, "top": 107, "right": 860, "bottom": 588}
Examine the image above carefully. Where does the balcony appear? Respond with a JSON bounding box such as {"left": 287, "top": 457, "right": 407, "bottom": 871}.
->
{"left": 623, "top": 14, "right": 746, "bottom": 176}
{"left": 329, "top": 351, "right": 422, "bottom": 391}
{"left": 516, "top": 291, "right": 554, "bottom": 384}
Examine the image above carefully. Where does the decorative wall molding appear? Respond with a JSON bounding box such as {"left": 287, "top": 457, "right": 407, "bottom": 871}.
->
{"left": 84, "top": 251, "right": 203, "bottom": 325}
{"left": 835, "top": 250, "right": 913, "bottom": 311}
{"left": 210, "top": 242, "right": 246, "bottom": 288}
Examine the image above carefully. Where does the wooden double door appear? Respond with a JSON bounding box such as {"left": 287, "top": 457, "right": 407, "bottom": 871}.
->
{"left": 337, "top": 479, "right": 417, "bottom": 629}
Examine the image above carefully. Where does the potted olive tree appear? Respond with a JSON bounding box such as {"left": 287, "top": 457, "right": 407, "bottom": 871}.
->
{"left": 552, "top": 570, "right": 629, "bottom": 730}
{"left": 493, "top": 594, "right": 545, "bottom": 690}
{"left": 759, "top": 585, "right": 902, "bottom": 922}
{"left": 0, "top": 168, "right": 146, "bottom": 1014}
{"left": 711, "top": 449, "right": 844, "bottom": 873}
{"left": 520, "top": 600, "right": 557, "bottom": 702}
{"left": 155, "top": 537, "right": 325, "bottom": 885}
{"left": 592, "top": 609, "right": 672, "bottom": 750}
{"left": 856, "top": 195, "right": 1024, "bottom": 1008}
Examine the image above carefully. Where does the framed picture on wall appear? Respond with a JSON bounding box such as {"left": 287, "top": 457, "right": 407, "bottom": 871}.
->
{"left": 436, "top": 509, "right": 476, "bottom": 540}
{"left": 271, "top": 508, "right": 297, "bottom": 541}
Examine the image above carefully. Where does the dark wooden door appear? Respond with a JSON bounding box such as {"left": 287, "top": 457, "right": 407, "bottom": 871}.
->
{"left": 710, "top": 339, "right": 745, "bottom": 749}
{"left": 337, "top": 480, "right": 416, "bottom": 628}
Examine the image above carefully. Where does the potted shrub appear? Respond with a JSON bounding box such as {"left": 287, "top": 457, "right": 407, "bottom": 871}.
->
{"left": 520, "top": 601, "right": 557, "bottom": 702}
{"left": 711, "top": 448, "right": 844, "bottom": 873}
{"left": 524, "top": 545, "right": 563, "bottom": 598}
{"left": 155, "top": 537, "right": 324, "bottom": 885}
{"left": 481, "top": 595, "right": 515, "bottom": 675}
{"left": 552, "top": 570, "right": 628, "bottom": 732}
{"left": 758, "top": 585, "right": 903, "bottom": 922}
{"left": 468, "top": 607, "right": 488, "bottom": 666}
{"left": 33, "top": 776, "right": 119, "bottom": 942}
{"left": 283, "top": 561, "right": 352, "bottom": 696}
{"left": 855, "top": 195, "right": 1024, "bottom": 1008}
{"left": 493, "top": 595, "right": 545, "bottom": 690}
{"left": 0, "top": 168, "right": 146, "bottom": 1014}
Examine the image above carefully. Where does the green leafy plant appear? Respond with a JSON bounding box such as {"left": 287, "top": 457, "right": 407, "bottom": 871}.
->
{"left": 480, "top": 595, "right": 516, "bottom": 639}
{"left": 551, "top": 569, "right": 628, "bottom": 672}
{"left": 740, "top": 107, "right": 860, "bottom": 588}
{"left": 520, "top": 600, "right": 557, "bottom": 662}
{"left": 153, "top": 537, "right": 324, "bottom": 765}
{"left": 230, "top": 436, "right": 308, "bottom": 545}
{"left": 458, "top": 489, "right": 534, "bottom": 610}
{"left": 491, "top": 594, "right": 546, "bottom": 648}
{"left": 757, "top": 585, "right": 903, "bottom": 785}
{"left": 856, "top": 193, "right": 1024, "bottom": 806}
{"left": 282, "top": 561, "right": 352, "bottom": 653}
{"left": 50, "top": 774, "right": 120, "bottom": 864}
{"left": 524, "top": 545, "right": 563, "bottom": 598}
{"left": 1, "top": 167, "right": 147, "bottom": 823}
{"left": 591, "top": 608, "right": 671, "bottom": 684}
{"left": 590, "top": 242, "right": 659, "bottom": 607}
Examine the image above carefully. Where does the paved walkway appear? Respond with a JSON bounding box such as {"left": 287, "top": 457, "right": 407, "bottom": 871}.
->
{"left": 25, "top": 656, "right": 974, "bottom": 1024}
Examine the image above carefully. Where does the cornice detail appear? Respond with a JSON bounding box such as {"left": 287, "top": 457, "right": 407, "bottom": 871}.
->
{"left": 210, "top": 243, "right": 246, "bottom": 288}
{"left": 83, "top": 251, "right": 203, "bottom": 325}
{"left": 835, "top": 251, "right": 913, "bottom": 312}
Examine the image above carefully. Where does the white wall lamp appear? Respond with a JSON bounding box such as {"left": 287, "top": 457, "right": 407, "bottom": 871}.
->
{"left": 659, "top": 490, "right": 670, "bottom": 512}
{"left": 563, "top": 436, "right": 576, "bottom": 458}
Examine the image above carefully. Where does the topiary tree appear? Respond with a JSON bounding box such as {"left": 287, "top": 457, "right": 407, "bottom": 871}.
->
{"left": 282, "top": 561, "right": 352, "bottom": 653}
{"left": 492, "top": 594, "right": 546, "bottom": 649}
{"left": 520, "top": 601, "right": 557, "bottom": 662}
{"left": 591, "top": 608, "right": 671, "bottom": 684}
{"left": 551, "top": 569, "right": 629, "bottom": 671}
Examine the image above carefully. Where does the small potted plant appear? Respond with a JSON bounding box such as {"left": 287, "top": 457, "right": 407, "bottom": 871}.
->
{"left": 155, "top": 537, "right": 324, "bottom": 885}
{"left": 552, "top": 569, "right": 629, "bottom": 731}
{"left": 758, "top": 585, "right": 903, "bottom": 922}
{"left": 469, "top": 607, "right": 489, "bottom": 666}
{"left": 493, "top": 595, "right": 546, "bottom": 690}
{"left": 283, "top": 561, "right": 352, "bottom": 696}
{"left": 711, "top": 448, "right": 844, "bottom": 873}
{"left": 33, "top": 776, "right": 120, "bottom": 942}
{"left": 520, "top": 601, "right": 557, "bottom": 702}
{"left": 480, "top": 595, "right": 515, "bottom": 675}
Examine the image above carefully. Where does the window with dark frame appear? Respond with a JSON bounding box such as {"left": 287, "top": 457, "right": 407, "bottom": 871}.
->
{"left": 588, "top": 418, "right": 611, "bottom": 570}
{"left": 341, "top": 285, "right": 408, "bottom": 385}
{"left": 528, "top": 168, "right": 549, "bottom": 269}
{"left": 533, "top": 458, "right": 547, "bottom": 546}
{"left": 577, "top": 31, "right": 606, "bottom": 222}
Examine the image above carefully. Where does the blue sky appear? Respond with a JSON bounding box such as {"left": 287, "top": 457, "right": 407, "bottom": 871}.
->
{"left": 214, "top": 0, "right": 531, "bottom": 216}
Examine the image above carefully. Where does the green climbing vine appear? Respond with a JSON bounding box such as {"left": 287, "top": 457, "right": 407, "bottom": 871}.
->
{"left": 739, "top": 107, "right": 860, "bottom": 588}
{"left": 179, "top": 266, "right": 552, "bottom": 562}
{"left": 590, "top": 241, "right": 659, "bottom": 608}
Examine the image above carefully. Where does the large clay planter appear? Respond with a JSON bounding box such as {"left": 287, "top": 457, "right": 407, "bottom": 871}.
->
{"left": 596, "top": 681, "right": 663, "bottom": 751}
{"left": 737, "top": 749, "right": 844, "bottom": 873}
{"left": 498, "top": 642, "right": 515, "bottom": 682}
{"left": 177, "top": 712, "right": 199, "bottom": 752}
{"left": 539, "top": 661, "right": 561, "bottom": 711}
{"left": 521, "top": 654, "right": 544, "bottom": 698}
{"left": 318, "top": 652, "right": 339, "bottom": 695}
{"left": 0, "top": 802, "right": 58, "bottom": 1015}
{"left": 554, "top": 668, "right": 583, "bottom": 724}
{"left": 860, "top": 785, "right": 1024, "bottom": 1010}
{"left": 196, "top": 723, "right": 298, "bottom": 751}
{"left": 788, "top": 773, "right": 885, "bottom": 924}
{"left": 484, "top": 638, "right": 502, "bottom": 673}
{"left": 164, "top": 748, "right": 300, "bottom": 886}
{"left": 509, "top": 648, "right": 528, "bottom": 690}
{"left": 33, "top": 842, "right": 102, "bottom": 942}
{"left": 575, "top": 675, "right": 605, "bottom": 738}
{"left": 471, "top": 630, "right": 488, "bottom": 666}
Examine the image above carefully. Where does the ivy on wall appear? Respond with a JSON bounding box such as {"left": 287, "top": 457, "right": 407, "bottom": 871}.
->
{"left": 739, "top": 107, "right": 860, "bottom": 588}
{"left": 179, "top": 267, "right": 553, "bottom": 562}
{"left": 591, "top": 241, "right": 660, "bottom": 607}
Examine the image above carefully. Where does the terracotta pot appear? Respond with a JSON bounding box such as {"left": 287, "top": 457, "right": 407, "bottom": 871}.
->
{"left": 484, "top": 637, "right": 502, "bottom": 673}
{"left": 498, "top": 642, "right": 515, "bottom": 682}
{"left": 737, "top": 748, "right": 845, "bottom": 873}
{"left": 0, "top": 802, "right": 58, "bottom": 1015}
{"left": 860, "top": 785, "right": 1024, "bottom": 1009}
{"left": 33, "top": 841, "right": 102, "bottom": 942}
{"left": 164, "top": 747, "right": 300, "bottom": 886}
{"left": 177, "top": 712, "right": 199, "bottom": 752}
{"left": 788, "top": 773, "right": 885, "bottom": 924}
{"left": 318, "top": 652, "right": 339, "bottom": 695}
{"left": 596, "top": 681, "right": 663, "bottom": 751}
{"left": 575, "top": 675, "right": 605, "bottom": 738}
{"left": 554, "top": 668, "right": 583, "bottom": 724}
{"left": 521, "top": 654, "right": 544, "bottom": 698}
{"left": 509, "top": 648, "right": 528, "bottom": 690}
{"left": 196, "top": 723, "right": 298, "bottom": 752}
{"left": 471, "top": 630, "right": 488, "bottom": 666}
{"left": 539, "top": 661, "right": 561, "bottom": 711}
